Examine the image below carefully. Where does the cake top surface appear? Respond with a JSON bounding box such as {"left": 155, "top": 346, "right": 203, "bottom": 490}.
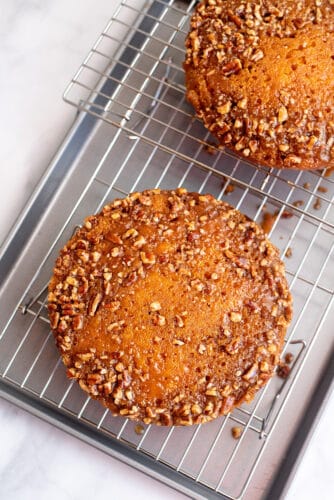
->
{"left": 184, "top": 0, "right": 334, "bottom": 169}
{"left": 48, "top": 189, "right": 292, "bottom": 425}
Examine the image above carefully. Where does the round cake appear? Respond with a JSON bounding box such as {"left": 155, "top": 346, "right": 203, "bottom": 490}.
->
{"left": 184, "top": 0, "right": 334, "bottom": 170}
{"left": 48, "top": 189, "right": 292, "bottom": 426}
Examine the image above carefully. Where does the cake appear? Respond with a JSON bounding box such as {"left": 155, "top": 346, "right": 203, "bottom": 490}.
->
{"left": 48, "top": 189, "right": 292, "bottom": 425}
{"left": 184, "top": 0, "right": 334, "bottom": 170}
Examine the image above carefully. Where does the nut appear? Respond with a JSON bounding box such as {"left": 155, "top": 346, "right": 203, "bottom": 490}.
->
{"left": 140, "top": 251, "right": 156, "bottom": 265}
{"left": 230, "top": 312, "right": 242, "bottom": 323}
{"left": 115, "top": 362, "right": 125, "bottom": 372}
{"left": 173, "top": 339, "right": 185, "bottom": 346}
{"left": 67, "top": 368, "right": 77, "bottom": 378}
{"left": 277, "top": 362, "right": 291, "bottom": 379}
{"left": 89, "top": 293, "right": 102, "bottom": 316}
{"left": 113, "top": 386, "right": 123, "bottom": 401}
{"left": 278, "top": 106, "right": 288, "bottom": 123}
{"left": 287, "top": 154, "right": 302, "bottom": 165}
{"left": 119, "top": 409, "right": 129, "bottom": 416}
{"left": 260, "top": 361, "right": 270, "bottom": 372}
{"left": 123, "top": 228, "right": 139, "bottom": 239}
{"left": 242, "top": 363, "right": 258, "bottom": 380}
{"left": 111, "top": 212, "right": 121, "bottom": 220}
{"left": 285, "top": 352, "right": 294, "bottom": 364}
{"left": 174, "top": 315, "right": 184, "bottom": 328}
{"left": 77, "top": 353, "right": 94, "bottom": 361}
{"left": 221, "top": 384, "right": 232, "bottom": 397}
{"left": 205, "top": 387, "right": 218, "bottom": 396}
{"left": 237, "top": 97, "right": 247, "bottom": 109}
{"left": 111, "top": 247, "right": 121, "bottom": 257}
{"left": 107, "top": 322, "right": 121, "bottom": 331}
{"left": 49, "top": 311, "right": 60, "bottom": 329}
{"left": 198, "top": 343, "right": 206, "bottom": 354}
{"left": 251, "top": 49, "right": 264, "bottom": 62}
{"left": 66, "top": 276, "right": 78, "bottom": 287}
{"left": 87, "top": 373, "right": 103, "bottom": 385}
{"left": 135, "top": 424, "right": 144, "bottom": 435}
{"left": 72, "top": 315, "right": 84, "bottom": 330}
{"left": 103, "top": 382, "right": 113, "bottom": 395}
{"left": 217, "top": 101, "right": 231, "bottom": 114}
{"left": 222, "top": 58, "right": 242, "bottom": 75}
{"left": 156, "top": 314, "right": 166, "bottom": 326}
{"left": 227, "top": 10, "right": 242, "bottom": 27}
{"left": 150, "top": 301, "right": 161, "bottom": 311}
{"left": 231, "top": 426, "right": 243, "bottom": 439}
{"left": 268, "top": 344, "right": 277, "bottom": 354}
{"left": 191, "top": 404, "right": 202, "bottom": 416}
{"left": 125, "top": 389, "right": 133, "bottom": 400}
{"left": 92, "top": 251, "right": 101, "bottom": 262}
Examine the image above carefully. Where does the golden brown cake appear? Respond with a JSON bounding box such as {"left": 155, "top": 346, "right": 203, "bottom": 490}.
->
{"left": 48, "top": 189, "right": 292, "bottom": 426}
{"left": 184, "top": 0, "right": 334, "bottom": 170}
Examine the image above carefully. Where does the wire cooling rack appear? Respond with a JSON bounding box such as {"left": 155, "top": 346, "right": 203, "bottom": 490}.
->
{"left": 1, "top": 1, "right": 334, "bottom": 499}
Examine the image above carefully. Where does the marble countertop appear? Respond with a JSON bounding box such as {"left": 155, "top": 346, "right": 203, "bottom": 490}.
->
{"left": 1, "top": 1, "right": 333, "bottom": 499}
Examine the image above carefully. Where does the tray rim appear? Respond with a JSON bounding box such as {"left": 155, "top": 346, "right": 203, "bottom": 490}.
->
{"left": 1, "top": 0, "right": 334, "bottom": 498}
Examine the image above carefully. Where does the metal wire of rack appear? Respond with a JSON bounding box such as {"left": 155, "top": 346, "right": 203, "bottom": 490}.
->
{"left": 0, "top": 1, "right": 334, "bottom": 499}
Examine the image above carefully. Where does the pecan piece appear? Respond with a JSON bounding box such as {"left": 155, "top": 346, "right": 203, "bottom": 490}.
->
{"left": 72, "top": 315, "right": 84, "bottom": 330}
{"left": 222, "top": 58, "right": 242, "bottom": 76}
{"left": 88, "top": 293, "right": 102, "bottom": 316}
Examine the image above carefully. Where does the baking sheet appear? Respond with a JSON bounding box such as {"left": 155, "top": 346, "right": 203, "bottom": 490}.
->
{"left": 1, "top": 1, "right": 334, "bottom": 498}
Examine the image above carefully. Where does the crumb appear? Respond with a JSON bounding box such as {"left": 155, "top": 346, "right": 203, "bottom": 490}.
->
{"left": 313, "top": 198, "right": 321, "bottom": 210}
{"left": 285, "top": 247, "right": 292, "bottom": 258}
{"left": 231, "top": 426, "right": 243, "bottom": 439}
{"left": 292, "top": 200, "right": 304, "bottom": 207}
{"left": 222, "top": 176, "right": 235, "bottom": 194}
{"left": 303, "top": 182, "right": 311, "bottom": 189}
{"left": 317, "top": 185, "right": 328, "bottom": 193}
{"left": 261, "top": 211, "right": 277, "bottom": 234}
{"left": 277, "top": 362, "right": 291, "bottom": 379}
{"left": 225, "top": 183, "right": 235, "bottom": 194}
{"left": 134, "top": 424, "right": 145, "bottom": 435}
{"left": 281, "top": 210, "right": 293, "bottom": 219}
{"left": 285, "top": 352, "right": 294, "bottom": 364}
{"left": 204, "top": 141, "right": 218, "bottom": 155}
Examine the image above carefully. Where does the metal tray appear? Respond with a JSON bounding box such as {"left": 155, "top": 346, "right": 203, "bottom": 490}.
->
{"left": 1, "top": 1, "right": 333, "bottom": 498}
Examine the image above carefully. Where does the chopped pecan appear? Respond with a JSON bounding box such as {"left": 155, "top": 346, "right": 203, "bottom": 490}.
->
{"left": 222, "top": 58, "right": 242, "bottom": 76}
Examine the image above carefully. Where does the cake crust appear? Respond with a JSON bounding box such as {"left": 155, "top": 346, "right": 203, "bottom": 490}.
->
{"left": 184, "top": 0, "right": 334, "bottom": 170}
{"left": 48, "top": 189, "right": 292, "bottom": 425}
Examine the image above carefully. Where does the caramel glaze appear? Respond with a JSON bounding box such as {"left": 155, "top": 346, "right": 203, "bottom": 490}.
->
{"left": 48, "top": 189, "right": 292, "bottom": 425}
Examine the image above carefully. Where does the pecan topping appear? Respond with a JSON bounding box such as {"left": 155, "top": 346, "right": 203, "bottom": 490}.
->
{"left": 48, "top": 189, "right": 292, "bottom": 426}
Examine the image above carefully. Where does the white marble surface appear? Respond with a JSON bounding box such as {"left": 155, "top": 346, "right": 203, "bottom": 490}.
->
{"left": 0, "top": 1, "right": 333, "bottom": 499}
